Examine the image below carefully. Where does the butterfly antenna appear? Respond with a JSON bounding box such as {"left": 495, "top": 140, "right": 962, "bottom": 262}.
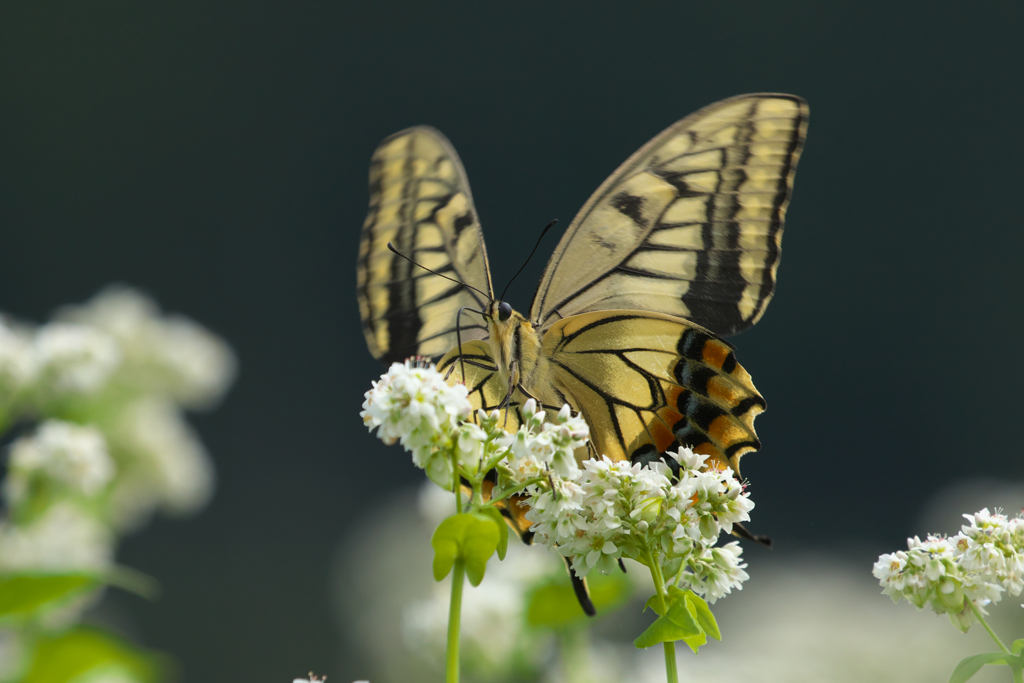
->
{"left": 499, "top": 219, "right": 558, "bottom": 302}
{"left": 387, "top": 243, "right": 492, "bottom": 302}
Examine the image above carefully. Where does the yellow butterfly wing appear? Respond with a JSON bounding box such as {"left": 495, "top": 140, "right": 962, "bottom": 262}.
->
{"left": 539, "top": 310, "right": 765, "bottom": 474}
{"left": 357, "top": 127, "right": 494, "bottom": 362}
{"left": 437, "top": 340, "right": 524, "bottom": 432}
{"left": 531, "top": 94, "right": 808, "bottom": 337}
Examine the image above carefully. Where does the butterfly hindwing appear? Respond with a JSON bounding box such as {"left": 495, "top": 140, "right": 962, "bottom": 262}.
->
{"left": 437, "top": 340, "right": 524, "bottom": 433}
{"left": 540, "top": 310, "right": 765, "bottom": 474}
{"left": 358, "top": 127, "right": 494, "bottom": 363}
{"left": 531, "top": 94, "right": 808, "bottom": 337}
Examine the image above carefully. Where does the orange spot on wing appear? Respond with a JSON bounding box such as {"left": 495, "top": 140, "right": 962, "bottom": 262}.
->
{"left": 701, "top": 340, "right": 732, "bottom": 370}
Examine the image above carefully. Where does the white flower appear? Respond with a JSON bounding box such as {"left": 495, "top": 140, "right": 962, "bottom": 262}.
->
{"left": 105, "top": 398, "right": 215, "bottom": 529}
{"left": 679, "top": 542, "right": 750, "bottom": 603}
{"left": 873, "top": 552, "right": 909, "bottom": 598}
{"left": 871, "top": 524, "right": 1022, "bottom": 631}
{"left": 362, "top": 360, "right": 472, "bottom": 488}
{"left": 667, "top": 445, "right": 709, "bottom": 473}
{"left": 4, "top": 420, "right": 115, "bottom": 506}
{"left": 954, "top": 508, "right": 1024, "bottom": 596}
{"left": 527, "top": 445, "right": 754, "bottom": 594}
{"left": 0, "top": 501, "right": 114, "bottom": 571}
{"left": 34, "top": 322, "right": 121, "bottom": 395}
{"left": 455, "top": 423, "right": 488, "bottom": 475}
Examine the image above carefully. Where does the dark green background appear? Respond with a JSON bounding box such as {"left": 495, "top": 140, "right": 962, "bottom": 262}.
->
{"left": 1, "top": 2, "right": 1022, "bottom": 681}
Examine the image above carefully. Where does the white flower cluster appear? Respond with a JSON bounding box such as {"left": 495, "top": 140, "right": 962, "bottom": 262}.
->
{"left": 362, "top": 363, "right": 756, "bottom": 605}
{"left": 105, "top": 398, "right": 216, "bottom": 527}
{"left": 526, "top": 446, "right": 752, "bottom": 602}
{"left": 0, "top": 286, "right": 235, "bottom": 574}
{"left": 0, "top": 286, "right": 236, "bottom": 413}
{"left": 873, "top": 508, "right": 1024, "bottom": 631}
{"left": 361, "top": 359, "right": 473, "bottom": 488}
{"left": 0, "top": 501, "right": 114, "bottom": 572}
{"left": 3, "top": 419, "right": 115, "bottom": 506}
{"left": 502, "top": 400, "right": 589, "bottom": 483}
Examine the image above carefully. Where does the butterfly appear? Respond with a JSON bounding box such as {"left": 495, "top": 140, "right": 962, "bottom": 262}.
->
{"left": 357, "top": 93, "right": 807, "bottom": 571}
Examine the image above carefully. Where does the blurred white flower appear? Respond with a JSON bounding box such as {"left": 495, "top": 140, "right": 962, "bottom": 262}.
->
{"left": 402, "top": 527, "right": 554, "bottom": 679}
{"left": 0, "top": 501, "right": 113, "bottom": 571}
{"left": 4, "top": 420, "right": 115, "bottom": 506}
{"left": 33, "top": 322, "right": 121, "bottom": 395}
{"left": 57, "top": 286, "right": 236, "bottom": 409}
{"left": 105, "top": 398, "right": 215, "bottom": 529}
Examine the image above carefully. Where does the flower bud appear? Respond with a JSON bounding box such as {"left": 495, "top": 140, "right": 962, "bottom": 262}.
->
{"left": 522, "top": 398, "right": 537, "bottom": 420}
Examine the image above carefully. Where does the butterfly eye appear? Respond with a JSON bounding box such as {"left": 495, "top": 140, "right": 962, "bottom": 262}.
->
{"left": 498, "top": 301, "right": 512, "bottom": 321}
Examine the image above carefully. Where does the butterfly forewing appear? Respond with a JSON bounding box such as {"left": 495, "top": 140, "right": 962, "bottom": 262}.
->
{"left": 530, "top": 94, "right": 808, "bottom": 337}
{"left": 358, "top": 127, "right": 494, "bottom": 363}
{"left": 541, "top": 310, "right": 765, "bottom": 474}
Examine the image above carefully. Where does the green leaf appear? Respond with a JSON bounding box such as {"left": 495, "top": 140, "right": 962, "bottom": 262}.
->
{"left": 635, "top": 589, "right": 702, "bottom": 650}
{"left": 478, "top": 507, "right": 508, "bottom": 561}
{"left": 22, "top": 627, "right": 163, "bottom": 683}
{"left": 430, "top": 513, "right": 501, "bottom": 586}
{"left": 1012, "top": 640, "right": 1024, "bottom": 655}
{"left": 634, "top": 611, "right": 703, "bottom": 650}
{"left": 949, "top": 652, "right": 1019, "bottom": 683}
{"left": 643, "top": 594, "right": 666, "bottom": 616}
{"left": 635, "top": 587, "right": 720, "bottom": 653}
{"left": 0, "top": 573, "right": 100, "bottom": 623}
{"left": 526, "top": 570, "right": 633, "bottom": 630}
{"left": 682, "top": 590, "right": 721, "bottom": 641}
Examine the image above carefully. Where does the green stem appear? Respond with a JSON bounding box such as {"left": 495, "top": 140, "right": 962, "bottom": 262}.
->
{"left": 482, "top": 477, "right": 547, "bottom": 506}
{"left": 968, "top": 600, "right": 1011, "bottom": 654}
{"left": 446, "top": 559, "right": 465, "bottom": 683}
{"left": 471, "top": 480, "right": 484, "bottom": 509}
{"left": 645, "top": 545, "right": 678, "bottom": 683}
{"left": 451, "top": 454, "right": 462, "bottom": 516}
{"left": 966, "top": 601, "right": 1024, "bottom": 682}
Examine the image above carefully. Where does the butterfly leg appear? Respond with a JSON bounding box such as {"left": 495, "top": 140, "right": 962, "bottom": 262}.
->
{"left": 563, "top": 556, "right": 596, "bottom": 616}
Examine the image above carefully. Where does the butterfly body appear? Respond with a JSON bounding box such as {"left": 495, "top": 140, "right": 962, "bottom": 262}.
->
{"left": 358, "top": 93, "right": 808, "bottom": 477}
